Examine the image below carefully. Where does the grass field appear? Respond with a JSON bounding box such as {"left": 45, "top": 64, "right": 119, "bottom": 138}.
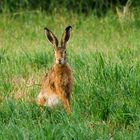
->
{"left": 0, "top": 11, "right": 140, "bottom": 139}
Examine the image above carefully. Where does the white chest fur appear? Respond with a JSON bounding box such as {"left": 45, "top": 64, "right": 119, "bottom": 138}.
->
{"left": 46, "top": 94, "right": 60, "bottom": 107}
{"left": 37, "top": 92, "right": 60, "bottom": 107}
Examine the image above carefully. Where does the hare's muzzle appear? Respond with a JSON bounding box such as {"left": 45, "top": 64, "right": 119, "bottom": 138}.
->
{"left": 56, "top": 58, "right": 65, "bottom": 65}
{"left": 58, "top": 59, "right": 62, "bottom": 64}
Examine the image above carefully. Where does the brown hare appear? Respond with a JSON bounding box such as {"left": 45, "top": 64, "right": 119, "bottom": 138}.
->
{"left": 36, "top": 26, "right": 73, "bottom": 113}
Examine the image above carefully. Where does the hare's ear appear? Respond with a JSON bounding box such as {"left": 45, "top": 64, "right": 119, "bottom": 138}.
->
{"left": 61, "top": 26, "right": 72, "bottom": 48}
{"left": 44, "top": 27, "right": 58, "bottom": 47}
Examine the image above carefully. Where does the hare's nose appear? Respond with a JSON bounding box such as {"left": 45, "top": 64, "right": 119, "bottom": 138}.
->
{"left": 58, "top": 59, "right": 61, "bottom": 63}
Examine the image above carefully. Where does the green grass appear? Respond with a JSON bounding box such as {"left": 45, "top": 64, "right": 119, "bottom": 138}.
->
{"left": 0, "top": 11, "right": 140, "bottom": 139}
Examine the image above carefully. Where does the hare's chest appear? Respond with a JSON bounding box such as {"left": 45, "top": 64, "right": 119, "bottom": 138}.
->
{"left": 55, "top": 73, "right": 69, "bottom": 84}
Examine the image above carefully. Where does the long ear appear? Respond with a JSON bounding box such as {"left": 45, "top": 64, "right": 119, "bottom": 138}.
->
{"left": 61, "top": 26, "right": 72, "bottom": 48}
{"left": 44, "top": 27, "right": 58, "bottom": 47}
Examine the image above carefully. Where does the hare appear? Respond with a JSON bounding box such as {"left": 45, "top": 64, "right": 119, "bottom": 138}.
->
{"left": 36, "top": 26, "right": 73, "bottom": 113}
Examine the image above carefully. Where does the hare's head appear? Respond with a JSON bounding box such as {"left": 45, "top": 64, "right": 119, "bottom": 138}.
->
{"left": 44, "top": 26, "right": 72, "bottom": 65}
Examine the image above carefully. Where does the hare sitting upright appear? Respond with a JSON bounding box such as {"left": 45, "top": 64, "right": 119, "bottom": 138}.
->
{"left": 36, "top": 26, "right": 73, "bottom": 113}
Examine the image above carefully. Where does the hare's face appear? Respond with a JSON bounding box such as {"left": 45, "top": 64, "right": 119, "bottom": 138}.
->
{"left": 44, "top": 26, "right": 72, "bottom": 65}
{"left": 54, "top": 47, "right": 66, "bottom": 65}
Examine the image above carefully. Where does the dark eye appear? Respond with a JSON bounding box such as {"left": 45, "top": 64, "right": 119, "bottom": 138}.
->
{"left": 65, "top": 51, "right": 66, "bottom": 54}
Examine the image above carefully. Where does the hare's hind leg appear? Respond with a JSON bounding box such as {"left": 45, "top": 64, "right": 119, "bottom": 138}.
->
{"left": 36, "top": 92, "right": 47, "bottom": 106}
{"left": 57, "top": 88, "right": 71, "bottom": 113}
{"left": 60, "top": 92, "right": 71, "bottom": 113}
{"left": 63, "top": 98, "right": 71, "bottom": 113}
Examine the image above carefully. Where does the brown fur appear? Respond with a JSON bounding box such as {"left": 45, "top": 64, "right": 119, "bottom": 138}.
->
{"left": 36, "top": 26, "right": 73, "bottom": 113}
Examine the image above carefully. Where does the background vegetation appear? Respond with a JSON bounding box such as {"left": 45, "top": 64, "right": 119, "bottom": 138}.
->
{"left": 0, "top": 0, "right": 140, "bottom": 139}
{"left": 0, "top": 0, "right": 140, "bottom": 15}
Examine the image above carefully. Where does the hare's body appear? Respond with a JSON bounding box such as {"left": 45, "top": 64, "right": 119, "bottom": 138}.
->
{"left": 36, "top": 26, "right": 73, "bottom": 112}
{"left": 37, "top": 64, "right": 72, "bottom": 108}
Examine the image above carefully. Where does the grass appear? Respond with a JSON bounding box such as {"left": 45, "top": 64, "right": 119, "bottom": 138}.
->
{"left": 0, "top": 11, "right": 140, "bottom": 139}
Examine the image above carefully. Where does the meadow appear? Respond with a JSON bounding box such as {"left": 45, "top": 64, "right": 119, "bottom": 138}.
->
{"left": 0, "top": 10, "right": 140, "bottom": 139}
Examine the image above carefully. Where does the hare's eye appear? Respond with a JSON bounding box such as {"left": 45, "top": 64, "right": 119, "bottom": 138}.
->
{"left": 65, "top": 51, "right": 66, "bottom": 54}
